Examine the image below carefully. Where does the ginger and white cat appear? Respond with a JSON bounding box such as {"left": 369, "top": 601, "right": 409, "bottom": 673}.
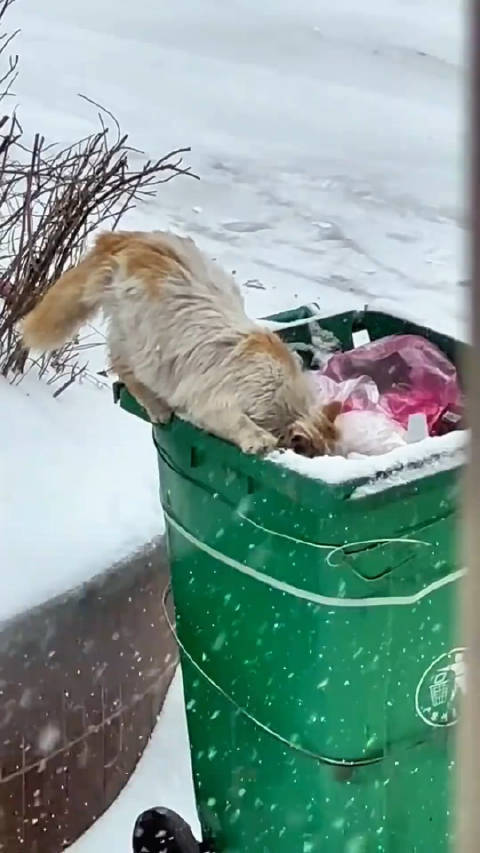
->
{"left": 21, "top": 230, "right": 339, "bottom": 456}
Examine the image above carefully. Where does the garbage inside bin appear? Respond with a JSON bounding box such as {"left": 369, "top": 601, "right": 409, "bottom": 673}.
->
{"left": 335, "top": 409, "right": 408, "bottom": 456}
{"left": 318, "top": 334, "right": 462, "bottom": 432}
{"left": 305, "top": 333, "right": 464, "bottom": 457}
{"left": 310, "top": 374, "right": 408, "bottom": 456}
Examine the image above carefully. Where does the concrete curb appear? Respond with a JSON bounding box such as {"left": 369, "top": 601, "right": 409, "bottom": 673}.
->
{"left": 0, "top": 536, "right": 177, "bottom": 852}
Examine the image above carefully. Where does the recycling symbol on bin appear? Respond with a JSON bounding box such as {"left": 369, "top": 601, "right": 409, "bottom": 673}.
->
{"left": 415, "top": 648, "right": 466, "bottom": 728}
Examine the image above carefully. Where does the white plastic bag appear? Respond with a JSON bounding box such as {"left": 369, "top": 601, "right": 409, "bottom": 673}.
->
{"left": 311, "top": 374, "right": 380, "bottom": 410}
{"left": 335, "top": 411, "right": 407, "bottom": 457}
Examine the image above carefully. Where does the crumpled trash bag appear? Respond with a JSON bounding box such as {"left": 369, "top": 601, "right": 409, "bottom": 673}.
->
{"left": 311, "top": 374, "right": 380, "bottom": 412}
{"left": 316, "top": 334, "right": 462, "bottom": 436}
{"left": 335, "top": 410, "right": 407, "bottom": 456}
{"left": 311, "top": 375, "right": 408, "bottom": 455}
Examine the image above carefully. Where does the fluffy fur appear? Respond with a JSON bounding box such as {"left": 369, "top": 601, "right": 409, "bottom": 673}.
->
{"left": 21, "top": 230, "right": 339, "bottom": 456}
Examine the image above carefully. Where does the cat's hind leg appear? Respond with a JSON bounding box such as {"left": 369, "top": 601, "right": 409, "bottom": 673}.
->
{"left": 111, "top": 358, "right": 172, "bottom": 424}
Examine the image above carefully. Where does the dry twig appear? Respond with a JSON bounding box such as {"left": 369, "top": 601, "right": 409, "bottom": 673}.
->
{"left": 0, "top": 1, "right": 198, "bottom": 386}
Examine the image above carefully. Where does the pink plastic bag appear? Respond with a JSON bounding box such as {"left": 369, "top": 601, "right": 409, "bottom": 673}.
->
{"left": 318, "top": 334, "right": 462, "bottom": 436}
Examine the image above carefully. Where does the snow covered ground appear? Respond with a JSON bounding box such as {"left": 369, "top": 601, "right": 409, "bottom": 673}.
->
{"left": 0, "top": 0, "right": 464, "bottom": 845}
{"left": 70, "top": 670, "right": 200, "bottom": 853}
{"left": 0, "top": 373, "right": 163, "bottom": 621}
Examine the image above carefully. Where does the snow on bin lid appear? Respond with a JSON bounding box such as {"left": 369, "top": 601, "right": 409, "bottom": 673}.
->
{"left": 268, "top": 428, "right": 466, "bottom": 486}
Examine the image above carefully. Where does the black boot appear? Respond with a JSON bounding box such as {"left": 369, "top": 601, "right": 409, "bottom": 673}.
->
{"left": 132, "top": 808, "right": 211, "bottom": 853}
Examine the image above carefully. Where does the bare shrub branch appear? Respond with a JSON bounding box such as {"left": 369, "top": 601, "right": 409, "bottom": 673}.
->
{"left": 0, "top": 1, "right": 198, "bottom": 385}
{"left": 0, "top": 0, "right": 18, "bottom": 103}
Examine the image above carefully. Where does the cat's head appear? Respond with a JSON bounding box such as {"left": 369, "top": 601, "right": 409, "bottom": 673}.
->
{"left": 285, "top": 401, "right": 341, "bottom": 458}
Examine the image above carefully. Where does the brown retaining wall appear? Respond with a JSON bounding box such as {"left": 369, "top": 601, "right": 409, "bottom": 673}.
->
{"left": 0, "top": 537, "right": 177, "bottom": 852}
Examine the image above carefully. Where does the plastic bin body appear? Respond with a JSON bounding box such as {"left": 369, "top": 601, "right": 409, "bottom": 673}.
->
{"left": 118, "top": 308, "right": 462, "bottom": 852}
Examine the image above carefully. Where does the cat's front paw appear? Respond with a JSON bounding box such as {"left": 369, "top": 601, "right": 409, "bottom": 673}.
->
{"left": 239, "top": 430, "right": 278, "bottom": 456}
{"left": 145, "top": 401, "right": 173, "bottom": 424}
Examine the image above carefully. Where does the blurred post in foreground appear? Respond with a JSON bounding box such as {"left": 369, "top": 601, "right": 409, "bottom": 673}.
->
{"left": 458, "top": 3, "right": 480, "bottom": 850}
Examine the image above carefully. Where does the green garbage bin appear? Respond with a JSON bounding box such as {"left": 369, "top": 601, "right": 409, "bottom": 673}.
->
{"left": 118, "top": 306, "right": 464, "bottom": 853}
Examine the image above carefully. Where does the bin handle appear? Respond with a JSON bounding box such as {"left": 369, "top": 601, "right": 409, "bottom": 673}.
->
{"left": 161, "top": 585, "right": 383, "bottom": 769}
{"left": 262, "top": 310, "right": 325, "bottom": 332}
{"left": 233, "top": 507, "right": 431, "bottom": 569}
{"left": 164, "top": 509, "right": 464, "bottom": 608}
{"left": 156, "top": 439, "right": 433, "bottom": 580}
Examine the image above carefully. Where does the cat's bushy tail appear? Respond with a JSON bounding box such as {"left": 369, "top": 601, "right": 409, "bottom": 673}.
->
{"left": 21, "top": 232, "right": 125, "bottom": 352}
